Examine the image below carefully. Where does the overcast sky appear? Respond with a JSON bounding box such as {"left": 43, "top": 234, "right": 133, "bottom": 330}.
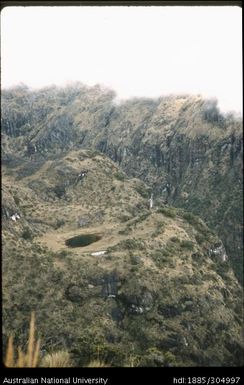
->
{"left": 1, "top": 6, "right": 242, "bottom": 114}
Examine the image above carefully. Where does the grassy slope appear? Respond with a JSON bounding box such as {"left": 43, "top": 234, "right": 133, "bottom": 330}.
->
{"left": 2, "top": 149, "right": 243, "bottom": 367}
{"left": 2, "top": 85, "right": 242, "bottom": 284}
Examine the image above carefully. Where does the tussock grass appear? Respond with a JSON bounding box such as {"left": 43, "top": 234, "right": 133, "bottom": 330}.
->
{"left": 41, "top": 351, "right": 73, "bottom": 367}
{"left": 125, "top": 355, "right": 141, "bottom": 367}
{"left": 87, "top": 359, "right": 110, "bottom": 367}
{"left": 4, "top": 312, "right": 41, "bottom": 367}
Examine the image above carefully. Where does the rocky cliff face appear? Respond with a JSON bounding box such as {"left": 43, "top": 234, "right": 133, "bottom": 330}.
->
{"left": 2, "top": 84, "right": 242, "bottom": 283}
{"left": 95, "top": 97, "right": 243, "bottom": 283}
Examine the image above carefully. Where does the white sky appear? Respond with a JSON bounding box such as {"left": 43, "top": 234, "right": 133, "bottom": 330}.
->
{"left": 1, "top": 6, "right": 242, "bottom": 114}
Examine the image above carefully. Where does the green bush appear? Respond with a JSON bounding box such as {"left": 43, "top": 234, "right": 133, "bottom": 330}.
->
{"left": 115, "top": 238, "right": 144, "bottom": 251}
{"left": 130, "top": 255, "right": 141, "bottom": 265}
{"left": 53, "top": 185, "right": 66, "bottom": 199}
{"left": 114, "top": 172, "right": 125, "bottom": 181}
{"left": 195, "top": 233, "right": 205, "bottom": 245}
{"left": 191, "top": 252, "right": 204, "bottom": 263}
{"left": 21, "top": 227, "right": 33, "bottom": 241}
{"left": 135, "top": 185, "right": 149, "bottom": 199}
{"left": 13, "top": 195, "right": 20, "bottom": 205}
{"left": 130, "top": 265, "right": 139, "bottom": 273}
{"left": 170, "top": 236, "right": 180, "bottom": 243}
{"left": 181, "top": 211, "right": 198, "bottom": 225}
{"left": 180, "top": 240, "right": 194, "bottom": 250}
{"left": 58, "top": 250, "right": 70, "bottom": 258}
{"left": 55, "top": 219, "right": 65, "bottom": 229}
{"left": 119, "top": 215, "right": 131, "bottom": 223}
{"left": 157, "top": 207, "right": 176, "bottom": 218}
{"left": 181, "top": 211, "right": 212, "bottom": 237}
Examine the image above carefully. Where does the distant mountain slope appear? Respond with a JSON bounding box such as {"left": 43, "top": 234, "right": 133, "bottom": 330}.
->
{"left": 2, "top": 148, "right": 243, "bottom": 366}
{"left": 1, "top": 84, "right": 243, "bottom": 284}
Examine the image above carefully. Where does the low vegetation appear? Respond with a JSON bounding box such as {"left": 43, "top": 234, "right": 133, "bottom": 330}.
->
{"left": 2, "top": 85, "right": 243, "bottom": 366}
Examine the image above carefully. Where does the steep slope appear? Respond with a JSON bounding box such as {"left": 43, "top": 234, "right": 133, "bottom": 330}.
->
{"left": 95, "top": 96, "right": 243, "bottom": 284}
{"left": 1, "top": 84, "right": 242, "bottom": 284}
{"left": 2, "top": 149, "right": 243, "bottom": 366}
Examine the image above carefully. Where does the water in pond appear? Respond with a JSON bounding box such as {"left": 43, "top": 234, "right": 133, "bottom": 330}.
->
{"left": 65, "top": 233, "right": 101, "bottom": 248}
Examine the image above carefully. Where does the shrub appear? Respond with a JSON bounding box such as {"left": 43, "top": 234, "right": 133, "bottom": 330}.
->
{"left": 114, "top": 172, "right": 125, "bottom": 181}
{"left": 21, "top": 227, "right": 33, "bottom": 241}
{"left": 119, "top": 214, "right": 131, "bottom": 222}
{"left": 170, "top": 236, "right": 180, "bottom": 243}
{"left": 58, "top": 250, "right": 70, "bottom": 258}
{"left": 55, "top": 218, "right": 65, "bottom": 229}
{"left": 13, "top": 195, "right": 20, "bottom": 205}
{"left": 114, "top": 238, "right": 144, "bottom": 251}
{"left": 130, "top": 265, "right": 139, "bottom": 273}
{"left": 139, "top": 347, "right": 165, "bottom": 367}
{"left": 164, "top": 351, "right": 178, "bottom": 366}
{"left": 130, "top": 255, "right": 141, "bottom": 265}
{"left": 181, "top": 211, "right": 212, "bottom": 237}
{"left": 124, "top": 354, "right": 141, "bottom": 367}
{"left": 53, "top": 185, "right": 66, "bottom": 199}
{"left": 157, "top": 207, "right": 176, "bottom": 218}
{"left": 191, "top": 252, "right": 204, "bottom": 263}
{"left": 180, "top": 240, "right": 194, "bottom": 250}
{"left": 135, "top": 185, "right": 149, "bottom": 199}
{"left": 195, "top": 233, "right": 205, "bottom": 245}
{"left": 181, "top": 211, "right": 198, "bottom": 225}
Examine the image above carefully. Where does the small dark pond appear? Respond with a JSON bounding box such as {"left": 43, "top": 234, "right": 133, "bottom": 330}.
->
{"left": 65, "top": 233, "right": 102, "bottom": 248}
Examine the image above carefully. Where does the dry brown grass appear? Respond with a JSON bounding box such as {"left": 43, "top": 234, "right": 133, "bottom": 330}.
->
{"left": 40, "top": 351, "right": 73, "bottom": 367}
{"left": 125, "top": 354, "right": 141, "bottom": 367}
{"left": 86, "top": 359, "right": 110, "bottom": 367}
{"left": 4, "top": 312, "right": 41, "bottom": 367}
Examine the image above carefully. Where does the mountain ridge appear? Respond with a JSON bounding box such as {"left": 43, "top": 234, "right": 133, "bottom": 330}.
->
{"left": 2, "top": 84, "right": 243, "bottom": 366}
{"left": 2, "top": 83, "right": 243, "bottom": 283}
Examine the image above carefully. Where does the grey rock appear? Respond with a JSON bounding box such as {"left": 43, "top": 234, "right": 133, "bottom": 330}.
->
{"left": 78, "top": 217, "right": 90, "bottom": 227}
{"left": 158, "top": 303, "right": 183, "bottom": 318}
{"left": 111, "top": 307, "right": 124, "bottom": 322}
{"left": 101, "top": 271, "right": 119, "bottom": 298}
